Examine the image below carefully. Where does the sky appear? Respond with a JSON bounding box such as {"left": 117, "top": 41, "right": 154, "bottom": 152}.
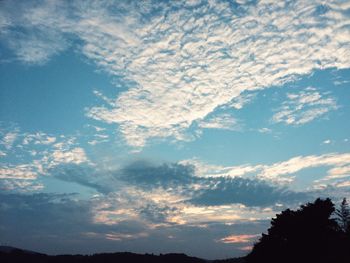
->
{"left": 0, "top": 0, "right": 350, "bottom": 259}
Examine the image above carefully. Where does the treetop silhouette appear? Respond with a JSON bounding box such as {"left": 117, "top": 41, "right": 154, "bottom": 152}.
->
{"left": 336, "top": 197, "right": 350, "bottom": 234}
{"left": 247, "top": 198, "right": 350, "bottom": 263}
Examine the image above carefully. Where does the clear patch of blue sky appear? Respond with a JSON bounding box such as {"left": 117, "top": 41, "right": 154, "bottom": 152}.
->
{"left": 0, "top": 50, "right": 115, "bottom": 135}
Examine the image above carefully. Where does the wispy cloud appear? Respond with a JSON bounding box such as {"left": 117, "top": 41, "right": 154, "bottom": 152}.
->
{"left": 197, "top": 113, "right": 241, "bottom": 131}
{"left": 322, "top": 139, "right": 332, "bottom": 144}
{"left": 105, "top": 232, "right": 148, "bottom": 241}
{"left": 0, "top": 131, "right": 18, "bottom": 150}
{"left": 335, "top": 181, "right": 350, "bottom": 188}
{"left": 258, "top": 127, "right": 272, "bottom": 134}
{"left": 272, "top": 87, "right": 338, "bottom": 125}
{"left": 218, "top": 234, "right": 260, "bottom": 244}
{"left": 180, "top": 158, "right": 262, "bottom": 178}
{"left": 333, "top": 79, "right": 350, "bottom": 86}
{"left": 23, "top": 132, "right": 56, "bottom": 145}
{"left": 327, "top": 165, "right": 350, "bottom": 179}
{"left": 185, "top": 153, "right": 350, "bottom": 187}
{"left": 258, "top": 153, "right": 350, "bottom": 184}
{"left": 0, "top": 0, "right": 69, "bottom": 64}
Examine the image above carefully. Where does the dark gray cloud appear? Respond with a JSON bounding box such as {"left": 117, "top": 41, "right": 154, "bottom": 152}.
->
{"left": 120, "top": 161, "right": 194, "bottom": 187}
{"left": 50, "top": 162, "right": 194, "bottom": 196}
{"left": 0, "top": 192, "right": 91, "bottom": 252}
{"left": 119, "top": 161, "right": 308, "bottom": 207}
{"left": 139, "top": 204, "right": 178, "bottom": 224}
{"left": 49, "top": 164, "right": 112, "bottom": 194}
{"left": 189, "top": 177, "right": 308, "bottom": 207}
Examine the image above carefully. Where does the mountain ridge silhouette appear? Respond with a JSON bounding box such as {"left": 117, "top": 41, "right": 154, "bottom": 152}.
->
{"left": 0, "top": 245, "right": 245, "bottom": 263}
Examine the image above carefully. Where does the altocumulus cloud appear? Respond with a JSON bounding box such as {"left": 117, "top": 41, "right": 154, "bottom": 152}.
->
{"left": 272, "top": 87, "right": 338, "bottom": 125}
{"left": 0, "top": 0, "right": 349, "bottom": 148}
{"left": 0, "top": 127, "right": 91, "bottom": 192}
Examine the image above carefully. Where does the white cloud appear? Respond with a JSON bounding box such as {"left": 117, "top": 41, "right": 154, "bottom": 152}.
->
{"left": 23, "top": 132, "right": 56, "bottom": 145}
{"left": 1, "top": 131, "right": 18, "bottom": 150}
{"left": 335, "top": 181, "right": 350, "bottom": 188}
{"left": 0, "top": 0, "right": 69, "bottom": 64}
{"left": 0, "top": 179, "right": 44, "bottom": 192}
{"left": 82, "top": 1, "right": 350, "bottom": 147}
{"left": 197, "top": 113, "right": 241, "bottom": 131}
{"left": 326, "top": 165, "right": 350, "bottom": 179}
{"left": 272, "top": 87, "right": 338, "bottom": 125}
{"left": 185, "top": 153, "right": 350, "bottom": 186}
{"left": 0, "top": 128, "right": 90, "bottom": 190}
{"left": 91, "top": 187, "right": 278, "bottom": 226}
{"left": 258, "top": 153, "right": 350, "bottom": 184}
{"left": 105, "top": 232, "right": 148, "bottom": 241}
{"left": 6, "top": 32, "right": 68, "bottom": 64}
{"left": 322, "top": 139, "right": 331, "bottom": 144}
{"left": 180, "top": 158, "right": 261, "bottom": 178}
{"left": 258, "top": 127, "right": 272, "bottom": 133}
{"left": 218, "top": 234, "right": 260, "bottom": 244}
{"left": 333, "top": 79, "right": 350, "bottom": 86}
{"left": 0, "top": 164, "right": 38, "bottom": 180}
{"left": 49, "top": 147, "right": 89, "bottom": 167}
{"left": 1, "top": 0, "right": 350, "bottom": 147}
{"left": 229, "top": 93, "right": 256, "bottom": 110}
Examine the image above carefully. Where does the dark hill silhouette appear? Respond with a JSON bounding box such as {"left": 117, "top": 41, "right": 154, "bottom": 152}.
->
{"left": 0, "top": 246, "right": 45, "bottom": 255}
{"left": 0, "top": 248, "right": 213, "bottom": 263}
{"left": 0, "top": 246, "right": 248, "bottom": 263}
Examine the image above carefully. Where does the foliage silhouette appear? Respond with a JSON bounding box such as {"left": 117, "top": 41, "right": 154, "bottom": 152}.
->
{"left": 336, "top": 198, "right": 350, "bottom": 234}
{"left": 246, "top": 198, "right": 350, "bottom": 263}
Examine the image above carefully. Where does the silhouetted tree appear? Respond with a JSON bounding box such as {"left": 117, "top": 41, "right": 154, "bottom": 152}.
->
{"left": 246, "top": 198, "right": 348, "bottom": 263}
{"left": 336, "top": 198, "right": 350, "bottom": 233}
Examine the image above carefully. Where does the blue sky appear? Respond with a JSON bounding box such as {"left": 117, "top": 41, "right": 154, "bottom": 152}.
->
{"left": 0, "top": 0, "right": 350, "bottom": 259}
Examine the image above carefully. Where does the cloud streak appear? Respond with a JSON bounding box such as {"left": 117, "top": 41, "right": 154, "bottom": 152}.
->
{"left": 218, "top": 234, "right": 260, "bottom": 244}
{"left": 272, "top": 87, "right": 338, "bottom": 125}
{"left": 184, "top": 152, "right": 350, "bottom": 187}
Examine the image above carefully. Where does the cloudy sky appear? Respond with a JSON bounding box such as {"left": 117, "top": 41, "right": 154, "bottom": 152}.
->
{"left": 0, "top": 0, "right": 350, "bottom": 259}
